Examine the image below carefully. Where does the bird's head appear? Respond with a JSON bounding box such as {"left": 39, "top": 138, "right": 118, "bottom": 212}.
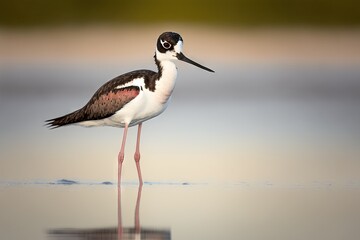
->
{"left": 155, "top": 32, "right": 214, "bottom": 73}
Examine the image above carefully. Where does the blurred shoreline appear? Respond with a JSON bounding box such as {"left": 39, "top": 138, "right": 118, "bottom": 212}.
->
{"left": 1, "top": 25, "right": 360, "bottom": 66}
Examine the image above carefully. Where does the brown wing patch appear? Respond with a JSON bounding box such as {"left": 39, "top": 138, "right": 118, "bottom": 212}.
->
{"left": 46, "top": 69, "right": 158, "bottom": 128}
{"left": 46, "top": 86, "right": 140, "bottom": 128}
{"left": 84, "top": 86, "right": 140, "bottom": 120}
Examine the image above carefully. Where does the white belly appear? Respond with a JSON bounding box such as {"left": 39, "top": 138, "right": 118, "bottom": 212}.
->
{"left": 108, "top": 89, "right": 172, "bottom": 127}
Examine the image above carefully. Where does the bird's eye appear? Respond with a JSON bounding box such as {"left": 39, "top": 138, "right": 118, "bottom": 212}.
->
{"left": 162, "top": 41, "right": 171, "bottom": 49}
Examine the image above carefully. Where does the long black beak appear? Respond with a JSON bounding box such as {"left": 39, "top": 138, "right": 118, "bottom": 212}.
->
{"left": 177, "top": 52, "right": 214, "bottom": 73}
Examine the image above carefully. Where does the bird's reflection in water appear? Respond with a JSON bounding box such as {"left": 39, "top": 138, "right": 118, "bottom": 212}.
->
{"left": 48, "top": 185, "right": 171, "bottom": 240}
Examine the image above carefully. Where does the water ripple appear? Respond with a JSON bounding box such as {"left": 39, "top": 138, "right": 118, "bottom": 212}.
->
{"left": 1, "top": 179, "right": 360, "bottom": 189}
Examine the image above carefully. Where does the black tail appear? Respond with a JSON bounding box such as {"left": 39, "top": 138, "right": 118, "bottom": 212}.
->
{"left": 45, "top": 109, "right": 84, "bottom": 129}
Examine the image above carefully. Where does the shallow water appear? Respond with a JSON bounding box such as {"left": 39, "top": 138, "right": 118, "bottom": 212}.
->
{"left": 1, "top": 181, "right": 360, "bottom": 240}
{"left": 1, "top": 60, "right": 360, "bottom": 239}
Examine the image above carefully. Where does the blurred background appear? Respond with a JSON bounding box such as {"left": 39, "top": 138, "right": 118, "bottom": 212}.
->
{"left": 1, "top": 0, "right": 360, "bottom": 184}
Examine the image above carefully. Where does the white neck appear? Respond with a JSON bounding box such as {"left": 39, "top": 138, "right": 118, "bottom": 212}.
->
{"left": 157, "top": 59, "right": 177, "bottom": 93}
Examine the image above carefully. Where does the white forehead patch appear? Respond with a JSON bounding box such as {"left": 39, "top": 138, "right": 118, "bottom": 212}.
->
{"left": 173, "top": 40, "right": 183, "bottom": 53}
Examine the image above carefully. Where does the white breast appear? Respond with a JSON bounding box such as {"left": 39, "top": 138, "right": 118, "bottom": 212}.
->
{"left": 110, "top": 60, "right": 178, "bottom": 127}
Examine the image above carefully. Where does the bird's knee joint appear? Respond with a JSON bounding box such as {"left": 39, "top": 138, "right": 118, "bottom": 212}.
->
{"left": 118, "top": 153, "right": 125, "bottom": 163}
{"left": 134, "top": 152, "right": 141, "bottom": 162}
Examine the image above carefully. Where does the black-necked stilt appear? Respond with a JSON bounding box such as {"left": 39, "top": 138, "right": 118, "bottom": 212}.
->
{"left": 46, "top": 32, "right": 214, "bottom": 185}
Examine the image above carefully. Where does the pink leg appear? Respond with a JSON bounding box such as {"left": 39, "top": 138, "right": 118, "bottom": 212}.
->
{"left": 134, "top": 184, "right": 143, "bottom": 234}
{"left": 134, "top": 123, "right": 143, "bottom": 185}
{"left": 118, "top": 124, "right": 129, "bottom": 187}
{"left": 117, "top": 184, "right": 123, "bottom": 239}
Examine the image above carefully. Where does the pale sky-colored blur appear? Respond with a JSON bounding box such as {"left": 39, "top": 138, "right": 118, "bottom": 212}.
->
{"left": 1, "top": 25, "right": 360, "bottom": 184}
